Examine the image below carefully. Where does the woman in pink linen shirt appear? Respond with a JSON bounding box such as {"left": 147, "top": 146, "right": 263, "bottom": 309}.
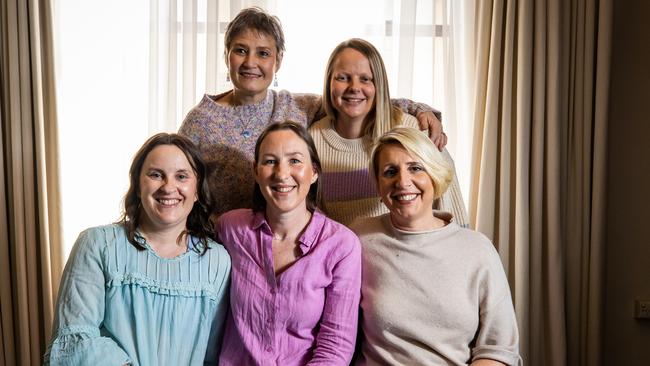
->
{"left": 216, "top": 121, "right": 361, "bottom": 365}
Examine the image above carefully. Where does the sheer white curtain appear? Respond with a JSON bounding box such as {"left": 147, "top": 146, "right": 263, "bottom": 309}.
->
{"left": 54, "top": 0, "right": 151, "bottom": 257}
{"left": 388, "top": 0, "right": 476, "bottom": 206}
{"left": 147, "top": 0, "right": 271, "bottom": 133}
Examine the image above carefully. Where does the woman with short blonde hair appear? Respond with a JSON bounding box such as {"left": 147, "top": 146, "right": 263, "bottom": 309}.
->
{"left": 369, "top": 126, "right": 453, "bottom": 200}
{"left": 351, "top": 126, "right": 521, "bottom": 366}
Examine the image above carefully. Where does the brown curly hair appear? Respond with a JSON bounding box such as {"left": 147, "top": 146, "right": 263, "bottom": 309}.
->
{"left": 118, "top": 133, "right": 214, "bottom": 254}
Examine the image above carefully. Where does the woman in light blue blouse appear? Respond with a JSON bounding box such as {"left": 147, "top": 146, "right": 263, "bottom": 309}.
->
{"left": 44, "top": 133, "right": 231, "bottom": 366}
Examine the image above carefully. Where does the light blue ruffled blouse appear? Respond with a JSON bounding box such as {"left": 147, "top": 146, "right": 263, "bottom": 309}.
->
{"left": 44, "top": 224, "right": 231, "bottom": 366}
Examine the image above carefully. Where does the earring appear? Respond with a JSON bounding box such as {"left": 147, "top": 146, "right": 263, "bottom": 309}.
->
{"left": 226, "top": 70, "right": 230, "bottom": 82}
{"left": 273, "top": 73, "right": 278, "bottom": 87}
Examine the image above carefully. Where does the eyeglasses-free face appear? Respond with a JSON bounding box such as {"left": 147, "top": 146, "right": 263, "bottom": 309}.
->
{"left": 376, "top": 143, "right": 438, "bottom": 231}
{"left": 254, "top": 129, "right": 318, "bottom": 217}
{"left": 138, "top": 144, "right": 198, "bottom": 234}
{"left": 227, "top": 28, "right": 282, "bottom": 104}
{"left": 329, "top": 47, "right": 376, "bottom": 129}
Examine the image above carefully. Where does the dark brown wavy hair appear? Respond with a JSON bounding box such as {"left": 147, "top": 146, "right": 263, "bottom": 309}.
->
{"left": 118, "top": 133, "right": 214, "bottom": 254}
{"left": 251, "top": 121, "right": 323, "bottom": 213}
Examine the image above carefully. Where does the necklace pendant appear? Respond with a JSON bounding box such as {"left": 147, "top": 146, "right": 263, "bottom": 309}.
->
{"left": 241, "top": 130, "right": 251, "bottom": 138}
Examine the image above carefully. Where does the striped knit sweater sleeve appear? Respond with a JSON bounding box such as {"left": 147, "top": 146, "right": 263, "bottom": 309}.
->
{"left": 438, "top": 148, "right": 470, "bottom": 228}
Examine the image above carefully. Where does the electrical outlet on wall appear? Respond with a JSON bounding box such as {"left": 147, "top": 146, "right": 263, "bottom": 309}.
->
{"left": 635, "top": 300, "right": 650, "bottom": 319}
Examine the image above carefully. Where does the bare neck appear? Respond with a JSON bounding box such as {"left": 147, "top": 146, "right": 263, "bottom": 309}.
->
{"left": 333, "top": 116, "right": 366, "bottom": 139}
{"left": 265, "top": 207, "right": 313, "bottom": 241}
{"left": 390, "top": 213, "right": 447, "bottom": 232}
{"left": 138, "top": 220, "right": 187, "bottom": 258}
{"left": 218, "top": 89, "right": 268, "bottom": 106}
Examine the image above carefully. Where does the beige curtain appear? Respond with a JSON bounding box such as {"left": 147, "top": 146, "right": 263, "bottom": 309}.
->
{"left": 469, "top": 0, "right": 611, "bottom": 365}
{"left": 0, "top": 0, "right": 63, "bottom": 364}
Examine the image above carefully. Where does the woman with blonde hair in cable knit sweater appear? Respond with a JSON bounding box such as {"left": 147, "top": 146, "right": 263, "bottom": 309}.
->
{"left": 308, "top": 38, "right": 468, "bottom": 227}
{"left": 350, "top": 126, "right": 521, "bottom": 366}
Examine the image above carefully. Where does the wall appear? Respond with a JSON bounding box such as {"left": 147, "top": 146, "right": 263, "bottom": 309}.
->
{"left": 603, "top": 0, "right": 650, "bottom": 364}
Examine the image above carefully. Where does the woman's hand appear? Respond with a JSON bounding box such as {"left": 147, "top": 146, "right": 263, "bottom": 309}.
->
{"left": 416, "top": 111, "right": 446, "bottom": 150}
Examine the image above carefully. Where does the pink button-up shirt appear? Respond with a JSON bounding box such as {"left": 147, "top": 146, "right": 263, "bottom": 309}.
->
{"left": 217, "top": 209, "right": 361, "bottom": 366}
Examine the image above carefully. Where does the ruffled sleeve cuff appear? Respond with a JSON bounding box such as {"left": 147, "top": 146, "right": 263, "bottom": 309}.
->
{"left": 44, "top": 326, "right": 130, "bottom": 366}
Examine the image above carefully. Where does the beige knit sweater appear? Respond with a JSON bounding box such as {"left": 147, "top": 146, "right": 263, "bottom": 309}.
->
{"left": 350, "top": 212, "right": 521, "bottom": 366}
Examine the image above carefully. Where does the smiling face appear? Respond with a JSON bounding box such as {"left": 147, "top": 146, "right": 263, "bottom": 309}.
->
{"left": 227, "top": 28, "right": 282, "bottom": 103}
{"left": 138, "top": 144, "right": 198, "bottom": 234}
{"left": 376, "top": 143, "right": 437, "bottom": 231}
{"left": 254, "top": 129, "right": 318, "bottom": 218}
{"left": 329, "top": 47, "right": 376, "bottom": 128}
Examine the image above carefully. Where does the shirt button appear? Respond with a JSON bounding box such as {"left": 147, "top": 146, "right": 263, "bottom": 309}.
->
{"left": 266, "top": 346, "right": 273, "bottom": 352}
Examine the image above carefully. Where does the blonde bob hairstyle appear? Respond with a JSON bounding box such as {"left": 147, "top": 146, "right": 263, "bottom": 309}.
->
{"left": 322, "top": 38, "right": 403, "bottom": 139}
{"left": 370, "top": 126, "right": 453, "bottom": 199}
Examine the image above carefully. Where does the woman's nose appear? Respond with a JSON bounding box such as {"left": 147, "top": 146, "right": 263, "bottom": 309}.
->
{"left": 395, "top": 172, "right": 412, "bottom": 188}
{"left": 348, "top": 78, "right": 361, "bottom": 91}
{"left": 160, "top": 177, "right": 179, "bottom": 193}
{"left": 242, "top": 53, "right": 256, "bottom": 66}
{"left": 274, "top": 162, "right": 289, "bottom": 179}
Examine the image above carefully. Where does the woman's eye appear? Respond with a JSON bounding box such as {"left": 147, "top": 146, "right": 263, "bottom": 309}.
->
{"left": 382, "top": 168, "right": 397, "bottom": 178}
{"left": 258, "top": 50, "right": 270, "bottom": 57}
{"left": 334, "top": 75, "right": 347, "bottom": 81}
{"left": 234, "top": 48, "right": 247, "bottom": 55}
{"left": 361, "top": 76, "right": 373, "bottom": 83}
{"left": 410, "top": 165, "right": 424, "bottom": 172}
{"left": 263, "top": 159, "right": 276, "bottom": 165}
{"left": 289, "top": 158, "right": 301, "bottom": 164}
{"left": 148, "top": 172, "right": 162, "bottom": 179}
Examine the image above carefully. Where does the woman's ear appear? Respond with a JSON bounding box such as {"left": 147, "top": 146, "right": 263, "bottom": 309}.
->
{"left": 275, "top": 52, "right": 283, "bottom": 72}
{"left": 224, "top": 51, "right": 231, "bottom": 77}
{"left": 311, "top": 166, "right": 318, "bottom": 184}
